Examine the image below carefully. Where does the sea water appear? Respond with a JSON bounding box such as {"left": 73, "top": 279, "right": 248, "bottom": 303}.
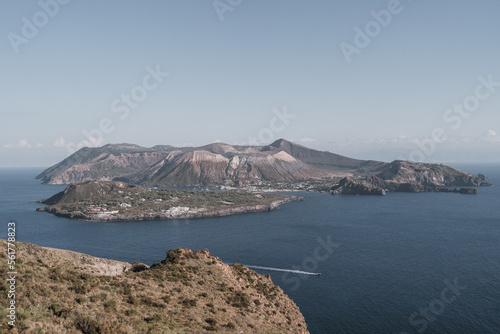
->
{"left": 1, "top": 164, "right": 499, "bottom": 333}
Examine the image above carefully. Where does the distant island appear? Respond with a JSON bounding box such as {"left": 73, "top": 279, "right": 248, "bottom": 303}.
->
{"left": 329, "top": 160, "right": 488, "bottom": 195}
{"left": 0, "top": 239, "right": 309, "bottom": 333}
{"left": 36, "top": 139, "right": 491, "bottom": 195}
{"left": 37, "top": 180, "right": 302, "bottom": 221}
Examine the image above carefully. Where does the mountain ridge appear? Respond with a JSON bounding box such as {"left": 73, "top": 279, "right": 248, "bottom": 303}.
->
{"left": 37, "top": 139, "right": 489, "bottom": 192}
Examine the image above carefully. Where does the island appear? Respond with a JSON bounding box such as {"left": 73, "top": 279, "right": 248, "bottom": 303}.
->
{"left": 0, "top": 239, "right": 309, "bottom": 333}
{"left": 329, "top": 160, "right": 489, "bottom": 195}
{"left": 35, "top": 139, "right": 491, "bottom": 196}
{"left": 36, "top": 180, "right": 302, "bottom": 221}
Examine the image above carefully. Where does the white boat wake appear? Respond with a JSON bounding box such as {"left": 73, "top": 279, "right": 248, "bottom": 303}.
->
{"left": 243, "top": 265, "right": 321, "bottom": 276}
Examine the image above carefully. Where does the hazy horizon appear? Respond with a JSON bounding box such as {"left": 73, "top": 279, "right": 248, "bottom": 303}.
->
{"left": 1, "top": 1, "right": 499, "bottom": 167}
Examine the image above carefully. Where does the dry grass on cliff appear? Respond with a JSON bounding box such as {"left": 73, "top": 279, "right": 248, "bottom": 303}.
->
{"left": 0, "top": 240, "right": 308, "bottom": 334}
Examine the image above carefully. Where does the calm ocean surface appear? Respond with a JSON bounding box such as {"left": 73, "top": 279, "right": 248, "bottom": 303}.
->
{"left": 1, "top": 164, "right": 499, "bottom": 333}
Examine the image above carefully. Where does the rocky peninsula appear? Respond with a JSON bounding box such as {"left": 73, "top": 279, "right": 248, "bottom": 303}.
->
{"left": 330, "top": 160, "right": 490, "bottom": 195}
{"left": 36, "top": 180, "right": 302, "bottom": 222}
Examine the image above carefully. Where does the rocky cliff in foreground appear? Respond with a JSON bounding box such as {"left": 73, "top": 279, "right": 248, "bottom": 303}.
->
{"left": 0, "top": 239, "right": 309, "bottom": 333}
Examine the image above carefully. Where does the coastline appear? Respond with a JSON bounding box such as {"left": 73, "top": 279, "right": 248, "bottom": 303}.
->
{"left": 37, "top": 196, "right": 303, "bottom": 222}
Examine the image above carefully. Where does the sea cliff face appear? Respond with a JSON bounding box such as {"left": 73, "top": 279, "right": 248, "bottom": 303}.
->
{"left": 330, "top": 177, "right": 386, "bottom": 195}
{"left": 330, "top": 162, "right": 489, "bottom": 196}
{"left": 0, "top": 239, "right": 309, "bottom": 333}
{"left": 377, "top": 161, "right": 489, "bottom": 187}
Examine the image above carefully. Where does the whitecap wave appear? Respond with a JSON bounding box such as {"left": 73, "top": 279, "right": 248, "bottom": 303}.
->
{"left": 243, "top": 265, "right": 320, "bottom": 276}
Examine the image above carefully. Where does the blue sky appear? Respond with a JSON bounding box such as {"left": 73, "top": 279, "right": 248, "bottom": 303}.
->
{"left": 1, "top": 0, "right": 499, "bottom": 167}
